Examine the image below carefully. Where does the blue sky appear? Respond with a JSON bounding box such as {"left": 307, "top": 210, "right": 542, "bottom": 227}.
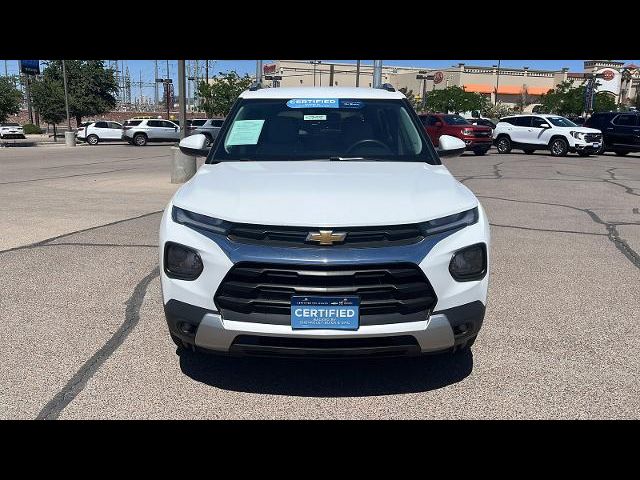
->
{"left": 3, "top": 59, "right": 638, "bottom": 101}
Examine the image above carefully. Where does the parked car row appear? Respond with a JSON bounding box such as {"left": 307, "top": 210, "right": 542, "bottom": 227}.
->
{"left": 75, "top": 117, "right": 225, "bottom": 146}
{"left": 417, "top": 111, "right": 640, "bottom": 157}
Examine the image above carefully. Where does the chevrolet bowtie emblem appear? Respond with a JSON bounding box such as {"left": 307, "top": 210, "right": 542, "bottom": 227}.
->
{"left": 306, "top": 230, "right": 347, "bottom": 245}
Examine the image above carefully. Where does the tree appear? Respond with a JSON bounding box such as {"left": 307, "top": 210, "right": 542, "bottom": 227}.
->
{"left": 539, "top": 80, "right": 618, "bottom": 115}
{"left": 31, "top": 60, "right": 118, "bottom": 126}
{"left": 482, "top": 101, "right": 514, "bottom": 121}
{"left": 0, "top": 76, "right": 22, "bottom": 122}
{"left": 398, "top": 87, "right": 418, "bottom": 110}
{"left": 197, "top": 71, "right": 253, "bottom": 117}
{"left": 30, "top": 75, "right": 66, "bottom": 125}
{"left": 424, "top": 86, "right": 489, "bottom": 114}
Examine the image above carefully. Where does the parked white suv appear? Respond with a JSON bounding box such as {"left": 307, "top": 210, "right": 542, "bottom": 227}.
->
{"left": 122, "top": 118, "right": 181, "bottom": 146}
{"left": 159, "top": 86, "right": 490, "bottom": 358}
{"left": 493, "top": 114, "right": 603, "bottom": 157}
{"left": 77, "top": 121, "right": 123, "bottom": 145}
{"left": 0, "top": 122, "right": 25, "bottom": 139}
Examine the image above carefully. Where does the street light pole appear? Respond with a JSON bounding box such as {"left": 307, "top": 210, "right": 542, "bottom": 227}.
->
{"left": 355, "top": 60, "right": 360, "bottom": 87}
{"left": 495, "top": 60, "right": 501, "bottom": 105}
{"left": 416, "top": 72, "right": 434, "bottom": 112}
{"left": 178, "top": 60, "right": 187, "bottom": 139}
{"left": 62, "top": 60, "right": 71, "bottom": 131}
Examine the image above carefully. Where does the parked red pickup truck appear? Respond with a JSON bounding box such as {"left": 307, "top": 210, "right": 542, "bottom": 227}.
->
{"left": 419, "top": 113, "right": 493, "bottom": 156}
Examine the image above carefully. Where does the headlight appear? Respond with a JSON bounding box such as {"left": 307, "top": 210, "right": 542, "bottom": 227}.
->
{"left": 420, "top": 208, "right": 478, "bottom": 236}
{"left": 570, "top": 131, "right": 585, "bottom": 140}
{"left": 449, "top": 243, "right": 487, "bottom": 281}
{"left": 461, "top": 128, "right": 474, "bottom": 136}
{"left": 164, "top": 242, "right": 203, "bottom": 280}
{"left": 172, "top": 206, "right": 231, "bottom": 235}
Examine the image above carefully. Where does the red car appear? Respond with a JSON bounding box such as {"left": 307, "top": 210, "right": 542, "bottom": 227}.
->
{"left": 419, "top": 113, "right": 493, "bottom": 156}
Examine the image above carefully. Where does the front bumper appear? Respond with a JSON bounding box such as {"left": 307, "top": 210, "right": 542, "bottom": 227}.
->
{"left": 0, "top": 133, "right": 25, "bottom": 139}
{"left": 570, "top": 141, "right": 601, "bottom": 153}
{"left": 160, "top": 202, "right": 490, "bottom": 357}
{"left": 462, "top": 138, "right": 492, "bottom": 151}
{"left": 165, "top": 298, "right": 485, "bottom": 357}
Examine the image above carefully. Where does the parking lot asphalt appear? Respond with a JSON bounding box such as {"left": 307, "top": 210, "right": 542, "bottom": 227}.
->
{"left": 1, "top": 145, "right": 638, "bottom": 419}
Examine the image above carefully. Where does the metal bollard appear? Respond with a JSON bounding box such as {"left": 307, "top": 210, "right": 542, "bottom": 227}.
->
{"left": 171, "top": 146, "right": 197, "bottom": 183}
{"left": 65, "top": 131, "right": 76, "bottom": 147}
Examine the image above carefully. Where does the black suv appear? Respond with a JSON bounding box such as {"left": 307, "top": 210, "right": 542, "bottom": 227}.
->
{"left": 584, "top": 111, "right": 640, "bottom": 156}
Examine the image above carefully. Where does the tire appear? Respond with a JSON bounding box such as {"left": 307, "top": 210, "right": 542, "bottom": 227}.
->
{"left": 523, "top": 149, "right": 535, "bottom": 155}
{"left": 549, "top": 137, "right": 569, "bottom": 157}
{"left": 87, "top": 134, "right": 99, "bottom": 145}
{"left": 170, "top": 333, "right": 186, "bottom": 351}
{"left": 473, "top": 149, "right": 488, "bottom": 156}
{"left": 133, "top": 133, "right": 147, "bottom": 146}
{"left": 455, "top": 335, "right": 477, "bottom": 353}
{"left": 577, "top": 151, "right": 591, "bottom": 157}
{"left": 614, "top": 151, "right": 629, "bottom": 156}
{"left": 496, "top": 136, "right": 512, "bottom": 154}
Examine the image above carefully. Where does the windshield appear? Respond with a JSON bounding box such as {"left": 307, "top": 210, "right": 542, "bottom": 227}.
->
{"left": 208, "top": 98, "right": 438, "bottom": 163}
{"left": 548, "top": 116, "right": 577, "bottom": 127}
{"left": 442, "top": 115, "right": 470, "bottom": 125}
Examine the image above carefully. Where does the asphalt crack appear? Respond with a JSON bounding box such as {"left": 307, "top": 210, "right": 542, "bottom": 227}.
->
{"left": 36, "top": 266, "right": 160, "bottom": 420}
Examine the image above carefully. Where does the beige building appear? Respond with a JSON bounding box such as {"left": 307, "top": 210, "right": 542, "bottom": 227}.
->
{"left": 263, "top": 60, "right": 639, "bottom": 110}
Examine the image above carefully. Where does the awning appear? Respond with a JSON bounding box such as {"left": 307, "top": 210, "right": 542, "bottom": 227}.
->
{"left": 463, "top": 84, "right": 551, "bottom": 95}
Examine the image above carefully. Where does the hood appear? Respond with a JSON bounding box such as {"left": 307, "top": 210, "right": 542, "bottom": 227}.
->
{"left": 172, "top": 161, "right": 478, "bottom": 227}
{"left": 556, "top": 126, "right": 601, "bottom": 134}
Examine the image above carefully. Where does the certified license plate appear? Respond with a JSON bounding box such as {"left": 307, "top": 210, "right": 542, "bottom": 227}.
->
{"left": 291, "top": 296, "right": 359, "bottom": 330}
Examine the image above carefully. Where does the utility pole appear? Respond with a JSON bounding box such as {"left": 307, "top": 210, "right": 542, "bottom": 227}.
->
{"left": 139, "top": 70, "right": 143, "bottom": 106}
{"left": 187, "top": 61, "right": 191, "bottom": 112}
{"left": 206, "top": 59, "right": 209, "bottom": 84}
{"left": 24, "top": 74, "right": 34, "bottom": 124}
{"left": 178, "top": 60, "right": 187, "bottom": 139}
{"left": 416, "top": 72, "right": 434, "bottom": 112}
{"left": 62, "top": 60, "right": 71, "bottom": 130}
{"left": 255, "top": 60, "right": 263, "bottom": 84}
{"left": 310, "top": 60, "right": 321, "bottom": 86}
{"left": 372, "top": 60, "right": 383, "bottom": 88}
{"left": 355, "top": 60, "right": 360, "bottom": 87}
{"left": 4, "top": 60, "right": 7, "bottom": 77}
{"left": 495, "top": 60, "right": 501, "bottom": 105}
{"left": 154, "top": 60, "right": 159, "bottom": 109}
{"left": 329, "top": 64, "right": 335, "bottom": 86}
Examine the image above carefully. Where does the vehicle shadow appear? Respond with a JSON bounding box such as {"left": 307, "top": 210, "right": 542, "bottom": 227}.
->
{"left": 178, "top": 349, "right": 473, "bottom": 397}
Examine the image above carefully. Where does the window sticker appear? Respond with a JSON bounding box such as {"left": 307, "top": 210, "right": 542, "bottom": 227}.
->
{"left": 287, "top": 98, "right": 339, "bottom": 108}
{"left": 340, "top": 100, "right": 365, "bottom": 109}
{"left": 225, "top": 119, "right": 265, "bottom": 145}
{"left": 304, "top": 114, "right": 327, "bottom": 121}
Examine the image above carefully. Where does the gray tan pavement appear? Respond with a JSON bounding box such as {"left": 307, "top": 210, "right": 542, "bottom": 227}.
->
{"left": 1, "top": 145, "right": 639, "bottom": 419}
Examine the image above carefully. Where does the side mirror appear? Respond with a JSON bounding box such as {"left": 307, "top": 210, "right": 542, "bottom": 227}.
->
{"left": 437, "top": 135, "right": 466, "bottom": 158}
{"left": 540, "top": 123, "right": 550, "bottom": 129}
{"left": 434, "top": 121, "right": 443, "bottom": 128}
{"left": 179, "top": 134, "right": 210, "bottom": 157}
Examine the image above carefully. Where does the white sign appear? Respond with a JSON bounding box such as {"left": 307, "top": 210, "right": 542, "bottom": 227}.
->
{"left": 595, "top": 68, "right": 621, "bottom": 95}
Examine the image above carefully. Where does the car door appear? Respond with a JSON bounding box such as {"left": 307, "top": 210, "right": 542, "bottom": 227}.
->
{"left": 510, "top": 116, "right": 533, "bottom": 144}
{"left": 92, "top": 121, "right": 110, "bottom": 140}
{"left": 611, "top": 114, "right": 639, "bottom": 147}
{"left": 161, "top": 120, "right": 180, "bottom": 140}
{"left": 145, "top": 120, "right": 163, "bottom": 140}
{"left": 105, "top": 122, "right": 122, "bottom": 140}
{"left": 530, "top": 116, "right": 553, "bottom": 146}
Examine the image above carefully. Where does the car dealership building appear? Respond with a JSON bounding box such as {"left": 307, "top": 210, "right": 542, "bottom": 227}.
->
{"left": 265, "top": 60, "right": 639, "bottom": 110}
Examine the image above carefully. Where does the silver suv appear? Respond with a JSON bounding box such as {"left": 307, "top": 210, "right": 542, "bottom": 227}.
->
{"left": 189, "top": 118, "right": 224, "bottom": 146}
{"left": 122, "top": 118, "right": 181, "bottom": 146}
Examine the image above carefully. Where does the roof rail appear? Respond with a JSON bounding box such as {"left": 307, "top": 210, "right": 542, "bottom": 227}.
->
{"left": 248, "top": 81, "right": 262, "bottom": 91}
{"left": 378, "top": 83, "right": 396, "bottom": 92}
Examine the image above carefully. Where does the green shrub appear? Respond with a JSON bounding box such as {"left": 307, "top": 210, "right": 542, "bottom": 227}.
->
{"left": 22, "top": 123, "right": 43, "bottom": 134}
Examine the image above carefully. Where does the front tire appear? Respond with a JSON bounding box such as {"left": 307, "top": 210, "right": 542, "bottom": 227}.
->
{"left": 133, "top": 133, "right": 147, "bottom": 146}
{"left": 87, "top": 134, "right": 99, "bottom": 145}
{"left": 550, "top": 137, "right": 569, "bottom": 157}
{"left": 496, "top": 136, "right": 512, "bottom": 154}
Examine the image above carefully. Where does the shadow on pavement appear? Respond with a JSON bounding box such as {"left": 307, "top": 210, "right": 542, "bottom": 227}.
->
{"left": 178, "top": 349, "right": 473, "bottom": 396}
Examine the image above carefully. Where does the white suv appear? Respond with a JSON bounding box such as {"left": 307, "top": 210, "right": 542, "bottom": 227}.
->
{"left": 159, "top": 86, "right": 490, "bottom": 358}
{"left": 77, "top": 121, "right": 123, "bottom": 145}
{"left": 122, "top": 118, "right": 181, "bottom": 146}
{"left": 493, "top": 114, "right": 602, "bottom": 157}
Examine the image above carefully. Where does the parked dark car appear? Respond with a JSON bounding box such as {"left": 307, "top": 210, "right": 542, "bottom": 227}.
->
{"left": 584, "top": 111, "right": 640, "bottom": 155}
{"left": 419, "top": 113, "right": 493, "bottom": 155}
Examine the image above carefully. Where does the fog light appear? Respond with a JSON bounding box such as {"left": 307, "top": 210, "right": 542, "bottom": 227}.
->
{"left": 449, "top": 243, "right": 487, "bottom": 281}
{"left": 178, "top": 321, "right": 196, "bottom": 335}
{"left": 164, "top": 242, "right": 203, "bottom": 280}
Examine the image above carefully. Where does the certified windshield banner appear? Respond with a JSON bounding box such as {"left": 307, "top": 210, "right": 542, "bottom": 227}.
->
{"left": 286, "top": 99, "right": 365, "bottom": 109}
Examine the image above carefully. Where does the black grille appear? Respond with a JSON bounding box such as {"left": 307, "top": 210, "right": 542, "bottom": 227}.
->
{"left": 227, "top": 223, "right": 424, "bottom": 248}
{"left": 585, "top": 133, "right": 602, "bottom": 143}
{"left": 473, "top": 131, "right": 491, "bottom": 137}
{"left": 214, "top": 262, "right": 437, "bottom": 326}
{"left": 229, "top": 335, "right": 421, "bottom": 357}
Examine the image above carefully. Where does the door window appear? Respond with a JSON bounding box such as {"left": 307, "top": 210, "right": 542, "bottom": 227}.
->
{"left": 614, "top": 114, "right": 637, "bottom": 126}
{"left": 513, "top": 116, "right": 532, "bottom": 127}
{"left": 94, "top": 121, "right": 109, "bottom": 128}
{"left": 531, "top": 117, "right": 549, "bottom": 128}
